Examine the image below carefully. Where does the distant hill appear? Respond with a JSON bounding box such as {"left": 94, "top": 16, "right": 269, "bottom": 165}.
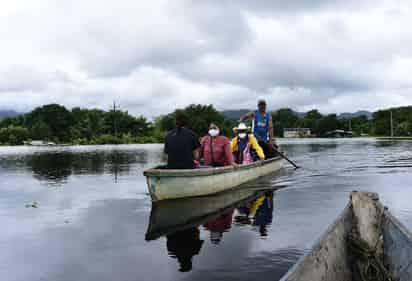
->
{"left": 338, "top": 111, "right": 373, "bottom": 120}
{"left": 222, "top": 109, "right": 305, "bottom": 120}
{"left": 221, "top": 109, "right": 250, "bottom": 120}
{"left": 222, "top": 109, "right": 373, "bottom": 120}
{"left": 0, "top": 110, "right": 20, "bottom": 119}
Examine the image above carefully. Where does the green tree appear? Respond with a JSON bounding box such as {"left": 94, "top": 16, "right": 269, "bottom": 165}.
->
{"left": 349, "top": 115, "right": 372, "bottom": 136}
{"left": 305, "top": 109, "right": 322, "bottom": 120}
{"left": 272, "top": 108, "right": 299, "bottom": 137}
{"left": 25, "top": 104, "right": 74, "bottom": 141}
{"left": 157, "top": 104, "right": 231, "bottom": 137}
{"left": 0, "top": 125, "right": 29, "bottom": 145}
{"left": 30, "top": 120, "right": 51, "bottom": 140}
{"left": 315, "top": 114, "right": 340, "bottom": 136}
{"left": 0, "top": 116, "right": 25, "bottom": 128}
{"left": 298, "top": 109, "right": 323, "bottom": 135}
{"left": 372, "top": 110, "right": 391, "bottom": 136}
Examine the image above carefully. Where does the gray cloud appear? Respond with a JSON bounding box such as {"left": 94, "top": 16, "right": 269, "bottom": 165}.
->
{"left": 0, "top": 0, "right": 412, "bottom": 116}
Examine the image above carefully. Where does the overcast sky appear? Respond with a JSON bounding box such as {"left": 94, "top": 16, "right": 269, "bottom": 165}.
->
{"left": 1, "top": 0, "right": 412, "bottom": 116}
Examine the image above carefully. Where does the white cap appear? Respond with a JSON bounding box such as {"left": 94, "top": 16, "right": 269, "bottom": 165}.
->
{"left": 235, "top": 123, "right": 250, "bottom": 131}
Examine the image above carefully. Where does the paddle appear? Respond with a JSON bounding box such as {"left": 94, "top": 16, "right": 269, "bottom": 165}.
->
{"left": 272, "top": 146, "right": 300, "bottom": 169}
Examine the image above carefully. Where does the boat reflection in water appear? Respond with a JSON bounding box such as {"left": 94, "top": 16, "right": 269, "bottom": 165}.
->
{"left": 145, "top": 185, "right": 276, "bottom": 272}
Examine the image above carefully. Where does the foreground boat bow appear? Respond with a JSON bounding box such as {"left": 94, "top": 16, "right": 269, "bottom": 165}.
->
{"left": 281, "top": 191, "right": 412, "bottom": 281}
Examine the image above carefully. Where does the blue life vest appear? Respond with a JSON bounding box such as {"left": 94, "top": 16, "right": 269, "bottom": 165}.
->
{"left": 253, "top": 110, "right": 270, "bottom": 141}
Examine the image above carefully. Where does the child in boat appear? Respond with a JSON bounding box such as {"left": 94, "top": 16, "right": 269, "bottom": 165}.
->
{"left": 199, "top": 123, "right": 233, "bottom": 167}
{"left": 231, "top": 123, "right": 265, "bottom": 164}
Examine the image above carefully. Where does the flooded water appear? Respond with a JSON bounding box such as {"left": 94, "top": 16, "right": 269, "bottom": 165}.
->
{"left": 1, "top": 139, "right": 412, "bottom": 281}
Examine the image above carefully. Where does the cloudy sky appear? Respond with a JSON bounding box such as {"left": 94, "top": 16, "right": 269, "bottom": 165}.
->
{"left": 1, "top": 0, "right": 412, "bottom": 116}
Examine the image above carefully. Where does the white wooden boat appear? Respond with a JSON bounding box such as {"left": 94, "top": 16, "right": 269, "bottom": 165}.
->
{"left": 280, "top": 191, "right": 412, "bottom": 281}
{"left": 143, "top": 156, "right": 283, "bottom": 201}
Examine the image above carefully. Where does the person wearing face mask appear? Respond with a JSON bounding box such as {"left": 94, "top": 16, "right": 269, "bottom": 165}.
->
{"left": 231, "top": 123, "right": 265, "bottom": 164}
{"left": 199, "top": 123, "right": 233, "bottom": 167}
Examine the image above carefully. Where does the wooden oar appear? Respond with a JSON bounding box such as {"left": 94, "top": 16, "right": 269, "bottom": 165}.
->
{"left": 272, "top": 147, "right": 300, "bottom": 169}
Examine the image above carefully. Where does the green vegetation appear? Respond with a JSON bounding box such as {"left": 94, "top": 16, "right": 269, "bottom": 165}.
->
{"left": 273, "top": 108, "right": 352, "bottom": 137}
{"left": 271, "top": 106, "right": 412, "bottom": 137}
{"left": 0, "top": 103, "right": 233, "bottom": 145}
{"left": 0, "top": 125, "right": 29, "bottom": 145}
{"left": 0, "top": 104, "right": 153, "bottom": 145}
{"left": 0, "top": 103, "right": 411, "bottom": 145}
{"left": 155, "top": 104, "right": 235, "bottom": 138}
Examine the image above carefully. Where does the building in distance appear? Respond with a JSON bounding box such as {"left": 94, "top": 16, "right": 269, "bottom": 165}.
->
{"left": 283, "top": 128, "right": 311, "bottom": 138}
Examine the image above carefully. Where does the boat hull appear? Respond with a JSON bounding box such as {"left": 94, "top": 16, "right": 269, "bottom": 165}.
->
{"left": 144, "top": 157, "right": 282, "bottom": 201}
{"left": 280, "top": 191, "right": 412, "bottom": 281}
{"left": 280, "top": 203, "right": 353, "bottom": 281}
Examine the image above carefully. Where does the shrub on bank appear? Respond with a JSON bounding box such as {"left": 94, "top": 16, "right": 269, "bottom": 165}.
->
{"left": 0, "top": 125, "right": 29, "bottom": 145}
{"left": 135, "top": 135, "right": 160, "bottom": 144}
{"left": 92, "top": 134, "right": 123, "bottom": 145}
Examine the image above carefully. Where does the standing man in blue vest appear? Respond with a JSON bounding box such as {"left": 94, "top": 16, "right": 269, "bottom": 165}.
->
{"left": 239, "top": 97, "right": 277, "bottom": 159}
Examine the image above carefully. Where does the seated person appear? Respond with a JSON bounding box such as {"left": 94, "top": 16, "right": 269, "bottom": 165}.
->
{"left": 164, "top": 112, "right": 200, "bottom": 169}
{"left": 200, "top": 123, "right": 233, "bottom": 167}
{"left": 231, "top": 123, "right": 265, "bottom": 164}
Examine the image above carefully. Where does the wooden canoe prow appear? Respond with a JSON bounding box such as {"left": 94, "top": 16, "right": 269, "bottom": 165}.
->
{"left": 280, "top": 191, "right": 412, "bottom": 281}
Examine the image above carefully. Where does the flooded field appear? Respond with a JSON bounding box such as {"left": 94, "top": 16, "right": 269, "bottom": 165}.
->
{"left": 1, "top": 139, "right": 412, "bottom": 281}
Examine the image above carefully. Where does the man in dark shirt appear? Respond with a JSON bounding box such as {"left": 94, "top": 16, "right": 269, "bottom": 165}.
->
{"left": 164, "top": 112, "right": 200, "bottom": 169}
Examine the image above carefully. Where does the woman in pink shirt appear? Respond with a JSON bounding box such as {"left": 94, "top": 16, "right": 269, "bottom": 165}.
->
{"left": 200, "top": 123, "right": 233, "bottom": 167}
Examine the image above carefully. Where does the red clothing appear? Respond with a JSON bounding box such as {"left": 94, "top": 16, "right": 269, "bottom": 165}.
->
{"left": 200, "top": 135, "right": 233, "bottom": 166}
{"left": 203, "top": 210, "right": 234, "bottom": 232}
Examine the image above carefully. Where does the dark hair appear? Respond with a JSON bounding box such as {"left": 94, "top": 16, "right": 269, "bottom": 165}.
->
{"left": 175, "top": 111, "right": 189, "bottom": 128}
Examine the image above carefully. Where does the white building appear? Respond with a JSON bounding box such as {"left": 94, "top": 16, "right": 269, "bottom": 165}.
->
{"left": 283, "top": 128, "right": 311, "bottom": 138}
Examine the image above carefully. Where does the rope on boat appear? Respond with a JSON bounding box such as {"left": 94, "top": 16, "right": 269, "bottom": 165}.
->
{"left": 348, "top": 202, "right": 393, "bottom": 281}
{"left": 348, "top": 233, "right": 392, "bottom": 281}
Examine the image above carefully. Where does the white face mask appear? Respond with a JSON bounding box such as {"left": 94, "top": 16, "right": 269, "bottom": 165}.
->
{"left": 238, "top": 133, "right": 247, "bottom": 139}
{"left": 209, "top": 129, "right": 220, "bottom": 137}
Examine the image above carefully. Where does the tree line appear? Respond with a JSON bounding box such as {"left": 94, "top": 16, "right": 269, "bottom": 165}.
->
{"left": 272, "top": 107, "right": 412, "bottom": 137}
{"left": 0, "top": 104, "right": 233, "bottom": 145}
{"left": 0, "top": 103, "right": 410, "bottom": 145}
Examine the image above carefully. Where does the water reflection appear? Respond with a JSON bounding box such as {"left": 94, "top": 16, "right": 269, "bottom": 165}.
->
{"left": 0, "top": 147, "right": 151, "bottom": 184}
{"left": 203, "top": 209, "right": 234, "bottom": 244}
{"left": 167, "top": 228, "right": 204, "bottom": 272}
{"left": 4, "top": 140, "right": 412, "bottom": 281}
{"left": 146, "top": 187, "right": 275, "bottom": 272}
{"left": 235, "top": 191, "right": 274, "bottom": 237}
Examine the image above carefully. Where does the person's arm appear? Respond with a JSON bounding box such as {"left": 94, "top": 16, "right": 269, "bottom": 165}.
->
{"left": 230, "top": 137, "right": 237, "bottom": 153}
{"left": 193, "top": 148, "right": 200, "bottom": 161}
{"left": 268, "top": 115, "right": 274, "bottom": 145}
{"left": 199, "top": 137, "right": 205, "bottom": 161}
{"left": 230, "top": 137, "right": 238, "bottom": 165}
{"left": 224, "top": 138, "right": 233, "bottom": 165}
{"left": 164, "top": 135, "right": 169, "bottom": 154}
{"left": 239, "top": 111, "right": 255, "bottom": 122}
{"left": 250, "top": 136, "right": 265, "bottom": 160}
{"left": 192, "top": 133, "right": 201, "bottom": 161}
